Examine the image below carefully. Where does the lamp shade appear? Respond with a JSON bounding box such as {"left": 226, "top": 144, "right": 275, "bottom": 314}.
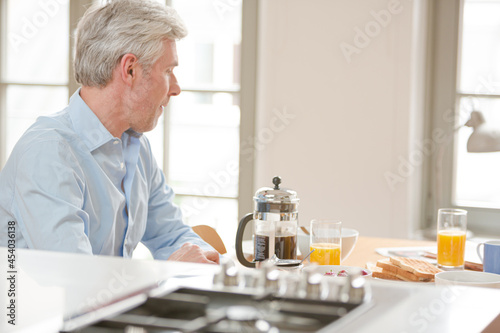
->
{"left": 465, "top": 111, "right": 500, "bottom": 153}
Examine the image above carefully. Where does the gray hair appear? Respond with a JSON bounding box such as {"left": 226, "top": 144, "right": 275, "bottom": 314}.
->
{"left": 74, "top": 0, "right": 187, "bottom": 87}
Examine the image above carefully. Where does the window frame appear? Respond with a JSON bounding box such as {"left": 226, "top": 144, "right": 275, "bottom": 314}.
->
{"left": 424, "top": 0, "right": 500, "bottom": 235}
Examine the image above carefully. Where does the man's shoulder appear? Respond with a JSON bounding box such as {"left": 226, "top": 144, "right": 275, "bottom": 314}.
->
{"left": 13, "top": 109, "right": 80, "bottom": 156}
{"left": 27, "top": 108, "right": 73, "bottom": 134}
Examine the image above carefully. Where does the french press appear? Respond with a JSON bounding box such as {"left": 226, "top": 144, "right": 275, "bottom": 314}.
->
{"left": 235, "top": 176, "right": 299, "bottom": 268}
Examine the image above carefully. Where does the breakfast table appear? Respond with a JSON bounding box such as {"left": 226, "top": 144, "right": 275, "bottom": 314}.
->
{"left": 335, "top": 236, "right": 436, "bottom": 267}
{"left": 320, "top": 236, "right": 500, "bottom": 333}
{"left": 330, "top": 236, "right": 500, "bottom": 332}
{"left": 240, "top": 235, "right": 479, "bottom": 270}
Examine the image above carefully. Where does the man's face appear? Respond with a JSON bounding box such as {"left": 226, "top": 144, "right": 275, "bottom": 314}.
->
{"left": 127, "top": 39, "right": 180, "bottom": 133}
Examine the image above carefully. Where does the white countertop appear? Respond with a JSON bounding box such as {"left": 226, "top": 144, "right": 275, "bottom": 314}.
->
{"left": 0, "top": 247, "right": 218, "bottom": 332}
{"left": 330, "top": 279, "right": 500, "bottom": 333}
{"left": 1, "top": 247, "right": 499, "bottom": 333}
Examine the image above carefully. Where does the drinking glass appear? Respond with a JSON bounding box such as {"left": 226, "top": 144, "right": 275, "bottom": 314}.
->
{"left": 309, "top": 220, "right": 341, "bottom": 265}
{"left": 437, "top": 208, "right": 467, "bottom": 270}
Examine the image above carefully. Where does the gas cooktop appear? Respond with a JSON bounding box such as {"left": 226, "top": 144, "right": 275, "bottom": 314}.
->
{"left": 64, "top": 262, "right": 372, "bottom": 333}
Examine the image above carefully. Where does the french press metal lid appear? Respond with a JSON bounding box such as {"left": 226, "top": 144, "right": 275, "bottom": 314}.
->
{"left": 253, "top": 176, "right": 299, "bottom": 213}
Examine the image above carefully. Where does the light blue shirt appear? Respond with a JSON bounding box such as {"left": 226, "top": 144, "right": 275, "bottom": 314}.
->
{"left": 0, "top": 89, "right": 213, "bottom": 259}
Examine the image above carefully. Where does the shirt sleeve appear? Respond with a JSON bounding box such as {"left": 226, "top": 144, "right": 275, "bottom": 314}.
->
{"left": 11, "top": 140, "right": 93, "bottom": 253}
{"left": 141, "top": 154, "right": 215, "bottom": 260}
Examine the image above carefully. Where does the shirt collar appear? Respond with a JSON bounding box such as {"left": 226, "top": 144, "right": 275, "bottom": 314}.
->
{"left": 68, "top": 88, "right": 115, "bottom": 152}
{"left": 125, "top": 128, "right": 143, "bottom": 139}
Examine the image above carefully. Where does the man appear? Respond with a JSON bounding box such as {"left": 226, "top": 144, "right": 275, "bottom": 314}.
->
{"left": 0, "top": 0, "right": 219, "bottom": 264}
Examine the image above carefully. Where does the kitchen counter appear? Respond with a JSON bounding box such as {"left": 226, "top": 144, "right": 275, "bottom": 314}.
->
{"left": 0, "top": 247, "right": 219, "bottom": 333}
{"left": 1, "top": 246, "right": 500, "bottom": 333}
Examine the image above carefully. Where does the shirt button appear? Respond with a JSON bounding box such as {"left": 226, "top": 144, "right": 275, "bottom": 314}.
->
{"left": 120, "top": 162, "right": 125, "bottom": 169}
{"left": 113, "top": 140, "right": 119, "bottom": 145}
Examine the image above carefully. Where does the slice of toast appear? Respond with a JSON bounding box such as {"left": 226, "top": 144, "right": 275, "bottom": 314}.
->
{"left": 367, "top": 262, "right": 402, "bottom": 281}
{"left": 395, "top": 268, "right": 431, "bottom": 282}
{"left": 376, "top": 258, "right": 399, "bottom": 273}
{"left": 390, "top": 257, "right": 442, "bottom": 280}
{"left": 376, "top": 258, "right": 433, "bottom": 282}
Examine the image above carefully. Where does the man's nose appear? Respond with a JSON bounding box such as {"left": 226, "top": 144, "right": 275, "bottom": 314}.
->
{"left": 169, "top": 73, "right": 181, "bottom": 96}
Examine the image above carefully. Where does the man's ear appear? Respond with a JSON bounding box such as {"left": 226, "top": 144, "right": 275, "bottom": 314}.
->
{"left": 120, "top": 53, "right": 138, "bottom": 85}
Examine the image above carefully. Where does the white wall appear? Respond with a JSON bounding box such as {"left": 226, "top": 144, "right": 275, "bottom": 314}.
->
{"left": 254, "top": 0, "right": 428, "bottom": 238}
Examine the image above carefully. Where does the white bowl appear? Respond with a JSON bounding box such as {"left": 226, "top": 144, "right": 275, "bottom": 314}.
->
{"left": 303, "top": 265, "right": 372, "bottom": 278}
{"left": 298, "top": 227, "right": 359, "bottom": 262}
{"left": 435, "top": 271, "right": 500, "bottom": 289}
{"left": 340, "top": 228, "right": 359, "bottom": 261}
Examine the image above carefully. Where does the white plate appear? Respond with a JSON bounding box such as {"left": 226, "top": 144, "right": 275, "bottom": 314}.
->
{"left": 303, "top": 265, "right": 372, "bottom": 278}
{"left": 435, "top": 271, "right": 500, "bottom": 289}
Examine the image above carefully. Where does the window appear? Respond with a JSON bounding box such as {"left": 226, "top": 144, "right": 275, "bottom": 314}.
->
{"left": 146, "top": 0, "right": 245, "bottom": 249}
{"left": 0, "top": 0, "right": 70, "bottom": 163}
{"left": 454, "top": 0, "right": 500, "bottom": 209}
{"left": 426, "top": 0, "right": 500, "bottom": 234}
{"left": 0, "top": 0, "right": 256, "bottom": 252}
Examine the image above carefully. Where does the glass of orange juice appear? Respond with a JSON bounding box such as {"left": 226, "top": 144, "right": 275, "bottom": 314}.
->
{"left": 310, "top": 220, "right": 341, "bottom": 265}
{"left": 437, "top": 208, "right": 467, "bottom": 270}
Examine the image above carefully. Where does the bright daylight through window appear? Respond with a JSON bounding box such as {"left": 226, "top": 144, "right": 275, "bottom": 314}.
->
{"left": 454, "top": 0, "right": 500, "bottom": 209}
{"left": 2, "top": 0, "right": 69, "bottom": 159}
{"left": 148, "top": 0, "right": 242, "bottom": 248}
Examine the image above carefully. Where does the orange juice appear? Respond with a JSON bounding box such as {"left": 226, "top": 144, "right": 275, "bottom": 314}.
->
{"left": 310, "top": 243, "right": 341, "bottom": 265}
{"left": 437, "top": 230, "right": 466, "bottom": 267}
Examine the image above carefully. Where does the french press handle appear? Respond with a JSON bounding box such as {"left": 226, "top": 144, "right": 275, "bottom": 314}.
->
{"left": 235, "top": 213, "right": 256, "bottom": 268}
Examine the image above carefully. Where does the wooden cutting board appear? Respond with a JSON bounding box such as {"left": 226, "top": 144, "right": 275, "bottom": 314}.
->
{"left": 422, "top": 252, "right": 483, "bottom": 271}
